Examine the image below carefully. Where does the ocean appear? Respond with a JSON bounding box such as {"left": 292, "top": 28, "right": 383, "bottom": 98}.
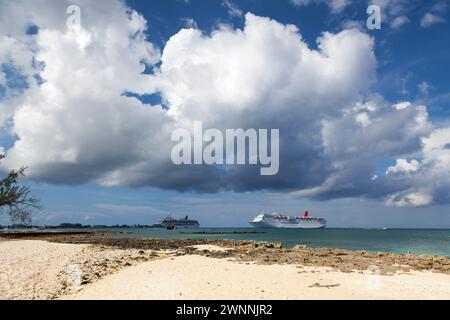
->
{"left": 108, "top": 228, "right": 450, "bottom": 257}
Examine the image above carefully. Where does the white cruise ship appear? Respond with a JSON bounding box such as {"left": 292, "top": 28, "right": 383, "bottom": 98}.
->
{"left": 152, "top": 215, "right": 200, "bottom": 229}
{"left": 249, "top": 211, "right": 326, "bottom": 229}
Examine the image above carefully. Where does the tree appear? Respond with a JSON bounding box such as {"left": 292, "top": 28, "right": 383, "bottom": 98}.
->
{"left": 0, "top": 155, "right": 41, "bottom": 224}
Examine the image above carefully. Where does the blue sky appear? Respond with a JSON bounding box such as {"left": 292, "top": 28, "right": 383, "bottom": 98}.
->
{"left": 128, "top": 0, "right": 450, "bottom": 113}
{"left": 0, "top": 0, "right": 450, "bottom": 227}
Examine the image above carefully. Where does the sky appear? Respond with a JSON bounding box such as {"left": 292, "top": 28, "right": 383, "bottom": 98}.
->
{"left": 0, "top": 0, "right": 450, "bottom": 228}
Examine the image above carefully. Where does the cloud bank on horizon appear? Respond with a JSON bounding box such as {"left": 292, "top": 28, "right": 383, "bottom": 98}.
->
{"left": 0, "top": 0, "right": 449, "bottom": 208}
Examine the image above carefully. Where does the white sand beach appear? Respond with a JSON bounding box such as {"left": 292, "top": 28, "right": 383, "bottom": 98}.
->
{"left": 0, "top": 240, "right": 87, "bottom": 299}
{"left": 1, "top": 239, "right": 449, "bottom": 300}
{"left": 64, "top": 254, "right": 450, "bottom": 300}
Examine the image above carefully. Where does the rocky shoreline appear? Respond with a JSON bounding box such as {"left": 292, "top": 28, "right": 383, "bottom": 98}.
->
{"left": 3, "top": 231, "right": 448, "bottom": 276}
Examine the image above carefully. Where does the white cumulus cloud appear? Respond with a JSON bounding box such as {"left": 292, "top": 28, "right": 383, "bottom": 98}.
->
{"left": 421, "top": 13, "right": 446, "bottom": 28}
{"left": 1, "top": 1, "right": 450, "bottom": 208}
{"left": 290, "top": 0, "right": 352, "bottom": 13}
{"left": 386, "top": 159, "right": 421, "bottom": 175}
{"left": 390, "top": 15, "right": 410, "bottom": 29}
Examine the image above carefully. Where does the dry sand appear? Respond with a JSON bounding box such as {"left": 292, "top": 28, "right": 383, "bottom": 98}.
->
{"left": 0, "top": 239, "right": 87, "bottom": 299}
{"left": 1, "top": 239, "right": 449, "bottom": 300}
{"left": 0, "top": 239, "right": 163, "bottom": 299}
{"left": 65, "top": 255, "right": 450, "bottom": 300}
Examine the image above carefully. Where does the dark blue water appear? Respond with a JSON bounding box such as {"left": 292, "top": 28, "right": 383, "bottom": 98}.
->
{"left": 106, "top": 228, "right": 450, "bottom": 257}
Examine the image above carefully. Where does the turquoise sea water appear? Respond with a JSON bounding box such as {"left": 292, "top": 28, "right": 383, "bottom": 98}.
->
{"left": 107, "top": 228, "right": 450, "bottom": 257}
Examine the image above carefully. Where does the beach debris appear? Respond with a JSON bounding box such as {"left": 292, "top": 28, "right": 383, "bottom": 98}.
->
{"left": 309, "top": 282, "right": 341, "bottom": 289}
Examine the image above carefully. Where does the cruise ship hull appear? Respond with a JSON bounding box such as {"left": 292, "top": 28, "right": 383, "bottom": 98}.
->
{"left": 152, "top": 223, "right": 199, "bottom": 229}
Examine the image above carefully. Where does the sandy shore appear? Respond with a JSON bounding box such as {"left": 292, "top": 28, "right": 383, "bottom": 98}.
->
{"left": 65, "top": 254, "right": 450, "bottom": 300}
{"left": 0, "top": 239, "right": 165, "bottom": 299}
{"left": 0, "top": 240, "right": 87, "bottom": 299}
{"left": 1, "top": 236, "right": 449, "bottom": 300}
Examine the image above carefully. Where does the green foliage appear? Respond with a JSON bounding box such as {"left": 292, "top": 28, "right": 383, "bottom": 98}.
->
{"left": 0, "top": 155, "right": 41, "bottom": 224}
